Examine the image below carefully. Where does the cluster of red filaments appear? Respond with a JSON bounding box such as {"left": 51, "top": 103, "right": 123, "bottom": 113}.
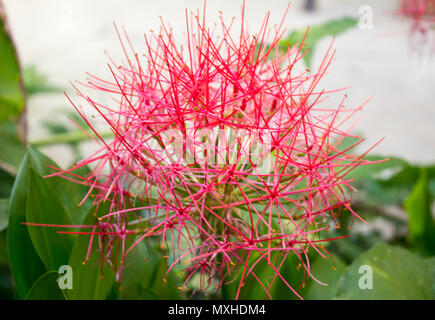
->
{"left": 400, "top": 0, "right": 435, "bottom": 41}
{"left": 53, "top": 5, "right": 380, "bottom": 299}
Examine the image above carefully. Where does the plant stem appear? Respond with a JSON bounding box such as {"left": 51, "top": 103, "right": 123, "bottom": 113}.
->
{"left": 30, "top": 130, "right": 114, "bottom": 147}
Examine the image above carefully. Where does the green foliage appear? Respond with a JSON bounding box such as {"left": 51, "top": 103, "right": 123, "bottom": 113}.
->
{"left": 26, "top": 146, "right": 92, "bottom": 225}
{"left": 6, "top": 146, "right": 183, "bottom": 300}
{"left": 7, "top": 153, "right": 46, "bottom": 298}
{"left": 348, "top": 155, "right": 415, "bottom": 206}
{"left": 64, "top": 204, "right": 115, "bottom": 300}
{"left": 335, "top": 243, "right": 435, "bottom": 299}
{"left": 0, "top": 122, "right": 26, "bottom": 173}
{"left": 5, "top": 145, "right": 435, "bottom": 300}
{"left": 0, "top": 198, "right": 8, "bottom": 232}
{"left": 26, "top": 168, "right": 74, "bottom": 270}
{"left": 23, "top": 66, "right": 61, "bottom": 96}
{"left": 0, "top": 14, "right": 26, "bottom": 175}
{"left": 119, "top": 239, "right": 181, "bottom": 300}
{"left": 221, "top": 253, "right": 306, "bottom": 300}
{"left": 25, "top": 271, "right": 65, "bottom": 300}
{"left": 0, "top": 167, "right": 14, "bottom": 198}
{"left": 404, "top": 168, "right": 435, "bottom": 255}
{"left": 7, "top": 147, "right": 92, "bottom": 298}
{"left": 0, "top": 14, "right": 25, "bottom": 122}
{"left": 304, "top": 254, "right": 347, "bottom": 299}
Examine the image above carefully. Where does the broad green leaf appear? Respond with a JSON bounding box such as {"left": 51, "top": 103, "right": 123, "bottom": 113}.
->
{"left": 64, "top": 204, "right": 115, "bottom": 300}
{"left": 334, "top": 134, "right": 362, "bottom": 154}
{"left": 347, "top": 156, "right": 408, "bottom": 182}
{"left": 118, "top": 239, "right": 160, "bottom": 299}
{"left": 221, "top": 252, "right": 272, "bottom": 300}
{"left": 304, "top": 254, "right": 347, "bottom": 300}
{"left": 0, "top": 13, "right": 25, "bottom": 122}
{"left": 271, "top": 254, "right": 306, "bottom": 300}
{"left": 222, "top": 252, "right": 304, "bottom": 300}
{"left": 135, "top": 244, "right": 181, "bottom": 300}
{"left": 0, "top": 230, "right": 7, "bottom": 265}
{"left": 279, "top": 17, "right": 358, "bottom": 68}
{"left": 25, "top": 271, "right": 65, "bottom": 300}
{"left": 349, "top": 155, "right": 417, "bottom": 206}
{"left": 335, "top": 243, "right": 435, "bottom": 299}
{"left": 27, "top": 146, "right": 92, "bottom": 225}
{"left": 404, "top": 168, "right": 435, "bottom": 255}
{"left": 8, "top": 146, "right": 99, "bottom": 299}
{"left": 0, "top": 13, "right": 26, "bottom": 173}
{"left": 7, "top": 154, "right": 46, "bottom": 298}
{"left": 26, "top": 168, "right": 74, "bottom": 270}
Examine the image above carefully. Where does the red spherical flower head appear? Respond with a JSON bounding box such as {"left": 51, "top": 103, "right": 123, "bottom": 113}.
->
{"left": 400, "top": 0, "right": 435, "bottom": 50}
{"left": 45, "top": 2, "right": 383, "bottom": 299}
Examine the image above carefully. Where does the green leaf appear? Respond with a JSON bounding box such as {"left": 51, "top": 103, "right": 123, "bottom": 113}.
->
{"left": 134, "top": 245, "right": 181, "bottom": 300}
{"left": 0, "top": 14, "right": 26, "bottom": 173}
{"left": 8, "top": 147, "right": 93, "bottom": 298}
{"left": 304, "top": 254, "right": 347, "bottom": 300}
{"left": 222, "top": 253, "right": 304, "bottom": 300}
{"left": 279, "top": 17, "right": 358, "bottom": 68}
{"left": 64, "top": 204, "right": 115, "bottom": 300}
{"left": 0, "top": 13, "right": 25, "bottom": 122}
{"left": 0, "top": 198, "right": 8, "bottom": 231}
{"left": 349, "top": 156, "right": 417, "bottom": 206}
{"left": 118, "top": 239, "right": 161, "bottom": 299}
{"left": 404, "top": 168, "right": 435, "bottom": 255}
{"left": 271, "top": 254, "right": 306, "bottom": 299}
{"left": 0, "top": 230, "right": 8, "bottom": 265}
{"left": 26, "top": 168, "right": 74, "bottom": 270}
{"left": 221, "top": 253, "right": 271, "bottom": 300}
{"left": 7, "top": 154, "right": 46, "bottom": 298}
{"left": 335, "top": 243, "right": 435, "bottom": 299}
{"left": 25, "top": 271, "right": 65, "bottom": 300}
{"left": 0, "top": 167, "right": 14, "bottom": 197}
{"left": 27, "top": 146, "right": 92, "bottom": 225}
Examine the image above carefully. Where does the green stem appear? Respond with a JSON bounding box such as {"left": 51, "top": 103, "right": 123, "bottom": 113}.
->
{"left": 30, "top": 130, "right": 114, "bottom": 147}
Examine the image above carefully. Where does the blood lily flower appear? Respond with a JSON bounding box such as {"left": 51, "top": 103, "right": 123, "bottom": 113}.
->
{"left": 36, "top": 3, "right": 382, "bottom": 299}
{"left": 400, "top": 0, "right": 435, "bottom": 50}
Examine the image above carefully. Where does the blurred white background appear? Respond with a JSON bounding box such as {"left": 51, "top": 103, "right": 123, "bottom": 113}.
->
{"left": 2, "top": 0, "right": 435, "bottom": 166}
